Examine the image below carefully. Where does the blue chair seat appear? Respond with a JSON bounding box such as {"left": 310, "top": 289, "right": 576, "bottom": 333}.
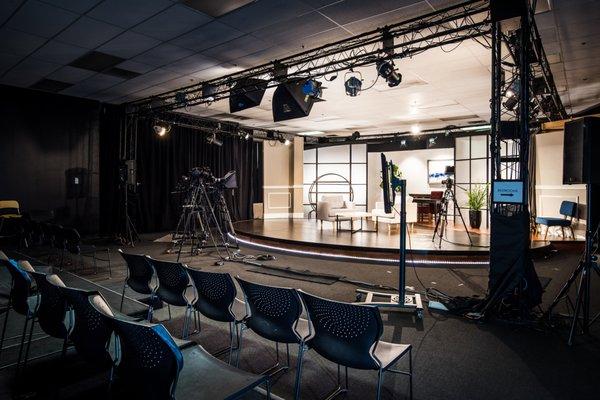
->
{"left": 535, "top": 217, "right": 571, "bottom": 227}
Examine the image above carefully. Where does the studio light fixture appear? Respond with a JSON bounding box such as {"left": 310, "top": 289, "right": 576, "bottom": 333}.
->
{"left": 206, "top": 132, "right": 223, "bottom": 146}
{"left": 377, "top": 60, "right": 402, "bottom": 87}
{"left": 302, "top": 78, "right": 323, "bottom": 101}
{"left": 153, "top": 121, "right": 171, "bottom": 137}
{"left": 428, "top": 137, "right": 437, "bottom": 145}
{"left": 351, "top": 131, "right": 360, "bottom": 140}
{"left": 284, "top": 138, "right": 292, "bottom": 146}
{"left": 400, "top": 139, "right": 407, "bottom": 147}
{"left": 344, "top": 71, "right": 363, "bottom": 97}
{"left": 411, "top": 124, "right": 421, "bottom": 135}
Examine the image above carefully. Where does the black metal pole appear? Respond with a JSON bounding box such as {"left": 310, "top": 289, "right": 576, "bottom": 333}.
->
{"left": 399, "top": 179, "right": 407, "bottom": 307}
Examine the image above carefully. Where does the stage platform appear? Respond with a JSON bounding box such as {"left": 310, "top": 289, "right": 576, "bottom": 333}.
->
{"left": 233, "top": 218, "right": 553, "bottom": 261}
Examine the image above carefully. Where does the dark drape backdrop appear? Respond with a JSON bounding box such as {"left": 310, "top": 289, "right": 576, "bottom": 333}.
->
{"left": 132, "top": 118, "right": 263, "bottom": 233}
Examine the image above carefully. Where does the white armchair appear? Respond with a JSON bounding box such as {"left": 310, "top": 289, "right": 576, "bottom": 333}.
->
{"left": 371, "top": 200, "right": 417, "bottom": 232}
{"left": 317, "top": 195, "right": 354, "bottom": 228}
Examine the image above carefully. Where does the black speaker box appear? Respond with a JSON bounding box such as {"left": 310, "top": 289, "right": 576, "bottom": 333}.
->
{"left": 490, "top": 0, "right": 527, "bottom": 22}
{"left": 65, "top": 168, "right": 89, "bottom": 199}
{"left": 563, "top": 117, "right": 600, "bottom": 185}
{"left": 272, "top": 80, "right": 315, "bottom": 122}
{"left": 229, "top": 78, "right": 268, "bottom": 113}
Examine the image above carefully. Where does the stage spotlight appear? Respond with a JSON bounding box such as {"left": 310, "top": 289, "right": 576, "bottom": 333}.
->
{"left": 351, "top": 131, "right": 360, "bottom": 140}
{"left": 153, "top": 121, "right": 171, "bottom": 137}
{"left": 428, "top": 137, "right": 436, "bottom": 145}
{"left": 244, "top": 131, "right": 252, "bottom": 140}
{"left": 344, "top": 71, "right": 363, "bottom": 97}
{"left": 377, "top": 60, "right": 402, "bottom": 87}
{"left": 503, "top": 94, "right": 518, "bottom": 111}
{"left": 411, "top": 124, "right": 421, "bottom": 135}
{"left": 207, "top": 132, "right": 223, "bottom": 146}
{"left": 284, "top": 138, "right": 292, "bottom": 146}
{"left": 302, "top": 78, "right": 323, "bottom": 101}
{"left": 400, "top": 139, "right": 407, "bottom": 147}
{"left": 202, "top": 84, "right": 217, "bottom": 102}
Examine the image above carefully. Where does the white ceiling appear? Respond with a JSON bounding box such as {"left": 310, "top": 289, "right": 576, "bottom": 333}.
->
{"left": 0, "top": 0, "right": 599, "bottom": 136}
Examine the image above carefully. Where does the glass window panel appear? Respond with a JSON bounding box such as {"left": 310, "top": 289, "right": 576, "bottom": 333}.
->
{"left": 304, "top": 148, "right": 316, "bottom": 163}
{"left": 351, "top": 164, "right": 367, "bottom": 184}
{"left": 352, "top": 185, "right": 366, "bottom": 204}
{"left": 455, "top": 189, "right": 469, "bottom": 209}
{"left": 315, "top": 183, "right": 353, "bottom": 195}
{"left": 471, "top": 159, "right": 487, "bottom": 183}
{"left": 317, "top": 163, "right": 350, "bottom": 179}
{"left": 455, "top": 137, "right": 470, "bottom": 160}
{"left": 303, "top": 185, "right": 311, "bottom": 203}
{"left": 471, "top": 135, "right": 487, "bottom": 158}
{"left": 351, "top": 144, "right": 367, "bottom": 162}
{"left": 318, "top": 145, "right": 350, "bottom": 163}
{"left": 455, "top": 160, "right": 470, "bottom": 183}
{"left": 303, "top": 164, "right": 316, "bottom": 184}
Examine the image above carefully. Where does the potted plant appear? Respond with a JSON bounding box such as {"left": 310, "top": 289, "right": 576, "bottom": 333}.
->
{"left": 466, "top": 184, "right": 487, "bottom": 229}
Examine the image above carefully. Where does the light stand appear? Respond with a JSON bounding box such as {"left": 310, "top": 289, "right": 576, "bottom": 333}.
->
{"left": 119, "top": 165, "right": 139, "bottom": 247}
{"left": 545, "top": 184, "right": 600, "bottom": 345}
{"left": 432, "top": 177, "right": 473, "bottom": 249}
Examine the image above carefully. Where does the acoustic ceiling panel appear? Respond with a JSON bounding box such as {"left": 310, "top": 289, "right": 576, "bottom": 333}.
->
{"left": 98, "top": 31, "right": 162, "bottom": 59}
{"left": 86, "top": 0, "right": 172, "bottom": 29}
{"left": 56, "top": 16, "right": 123, "bottom": 49}
{"left": 132, "top": 43, "right": 194, "bottom": 67}
{"left": 0, "top": 27, "right": 45, "bottom": 56}
{"left": 41, "top": 0, "right": 102, "bottom": 14}
{"left": 183, "top": 0, "right": 255, "bottom": 17}
{"left": 47, "top": 65, "right": 95, "bottom": 84}
{"left": 170, "top": 21, "right": 245, "bottom": 52}
{"left": 6, "top": 0, "right": 78, "bottom": 38}
{"left": 29, "top": 78, "right": 73, "bottom": 92}
{"left": 69, "top": 51, "right": 125, "bottom": 72}
{"left": 31, "top": 40, "right": 89, "bottom": 65}
{"left": 132, "top": 4, "right": 213, "bottom": 41}
{"left": 218, "top": 0, "right": 313, "bottom": 33}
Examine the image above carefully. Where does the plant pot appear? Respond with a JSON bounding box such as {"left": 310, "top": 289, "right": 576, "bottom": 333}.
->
{"left": 469, "top": 210, "right": 482, "bottom": 229}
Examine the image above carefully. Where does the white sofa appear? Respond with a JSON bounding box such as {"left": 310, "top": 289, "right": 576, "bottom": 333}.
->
{"left": 316, "top": 195, "right": 354, "bottom": 228}
{"left": 371, "top": 200, "right": 418, "bottom": 232}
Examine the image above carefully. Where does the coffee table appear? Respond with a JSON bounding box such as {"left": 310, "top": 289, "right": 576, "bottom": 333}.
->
{"left": 335, "top": 211, "right": 377, "bottom": 234}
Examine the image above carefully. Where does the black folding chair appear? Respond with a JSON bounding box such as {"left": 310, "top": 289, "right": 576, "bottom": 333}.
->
{"left": 145, "top": 256, "right": 196, "bottom": 338}
{"left": 63, "top": 227, "right": 112, "bottom": 277}
{"left": 105, "top": 315, "right": 270, "bottom": 400}
{"left": 185, "top": 268, "right": 245, "bottom": 363}
{"left": 298, "top": 290, "right": 413, "bottom": 400}
{"left": 0, "top": 259, "right": 38, "bottom": 372}
{"left": 117, "top": 249, "right": 155, "bottom": 312}
{"left": 235, "top": 277, "right": 310, "bottom": 400}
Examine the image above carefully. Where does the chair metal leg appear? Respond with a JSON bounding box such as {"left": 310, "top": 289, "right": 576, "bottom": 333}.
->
{"left": 570, "top": 226, "right": 575, "bottom": 239}
{"left": 22, "top": 317, "right": 36, "bottom": 370}
{"left": 293, "top": 343, "right": 306, "bottom": 400}
{"left": 409, "top": 348, "right": 413, "bottom": 400}
{"left": 376, "top": 369, "right": 384, "bottom": 400}
{"left": 235, "top": 325, "right": 245, "bottom": 368}
{"left": 15, "top": 317, "right": 30, "bottom": 377}
{"left": 168, "top": 304, "right": 172, "bottom": 320}
{"left": 119, "top": 284, "right": 127, "bottom": 312}
{"left": 106, "top": 249, "right": 112, "bottom": 278}
{"left": 0, "top": 306, "right": 10, "bottom": 360}
{"left": 93, "top": 253, "right": 98, "bottom": 275}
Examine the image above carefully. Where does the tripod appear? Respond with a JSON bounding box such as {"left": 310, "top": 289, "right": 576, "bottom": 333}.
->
{"left": 432, "top": 179, "right": 473, "bottom": 249}
{"left": 545, "top": 188, "right": 600, "bottom": 345}
{"left": 121, "top": 182, "right": 139, "bottom": 247}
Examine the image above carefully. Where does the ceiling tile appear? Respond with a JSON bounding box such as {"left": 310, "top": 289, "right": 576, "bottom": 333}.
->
{"left": 320, "top": 0, "right": 418, "bottom": 25}
{"left": 0, "top": 0, "right": 25, "bottom": 25}
{"left": 6, "top": 0, "right": 78, "bottom": 38}
{"left": 55, "top": 16, "right": 123, "bottom": 49}
{"left": 132, "top": 4, "right": 212, "bottom": 41}
{"left": 132, "top": 43, "right": 194, "bottom": 67}
{"left": 98, "top": 31, "right": 161, "bottom": 58}
{"left": 0, "top": 27, "right": 45, "bottom": 56}
{"left": 201, "top": 34, "right": 271, "bottom": 62}
{"left": 218, "top": 0, "right": 313, "bottom": 33}
{"left": 115, "top": 60, "right": 156, "bottom": 74}
{"left": 31, "top": 40, "right": 88, "bottom": 64}
{"left": 0, "top": 57, "right": 60, "bottom": 87}
{"left": 170, "top": 21, "right": 244, "bottom": 52}
{"left": 343, "top": 2, "right": 431, "bottom": 34}
{"left": 162, "top": 53, "right": 220, "bottom": 75}
{"left": 0, "top": 52, "right": 21, "bottom": 75}
{"left": 40, "top": 0, "right": 102, "bottom": 13}
{"left": 46, "top": 65, "right": 95, "bottom": 83}
{"left": 253, "top": 12, "right": 338, "bottom": 46}
{"left": 72, "top": 72, "right": 126, "bottom": 92}
{"left": 87, "top": 0, "right": 173, "bottom": 29}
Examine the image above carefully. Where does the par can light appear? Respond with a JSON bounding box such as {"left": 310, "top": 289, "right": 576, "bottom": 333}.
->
{"left": 377, "top": 60, "right": 402, "bottom": 87}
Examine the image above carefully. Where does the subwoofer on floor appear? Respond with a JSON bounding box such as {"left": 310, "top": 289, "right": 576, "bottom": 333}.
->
{"left": 563, "top": 117, "right": 600, "bottom": 185}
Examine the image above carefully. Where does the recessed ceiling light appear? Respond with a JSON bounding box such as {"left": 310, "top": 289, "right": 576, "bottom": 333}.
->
{"left": 411, "top": 124, "right": 421, "bottom": 134}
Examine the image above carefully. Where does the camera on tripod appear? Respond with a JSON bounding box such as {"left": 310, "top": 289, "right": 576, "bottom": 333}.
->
{"left": 441, "top": 177, "right": 454, "bottom": 189}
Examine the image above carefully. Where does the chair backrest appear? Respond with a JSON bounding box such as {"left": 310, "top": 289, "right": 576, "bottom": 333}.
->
{"left": 299, "top": 290, "right": 383, "bottom": 370}
{"left": 51, "top": 224, "right": 66, "bottom": 249}
{"left": 560, "top": 201, "right": 577, "bottom": 218}
{"left": 110, "top": 318, "right": 183, "bottom": 400}
{"left": 61, "top": 287, "right": 113, "bottom": 366}
{"left": 0, "top": 200, "right": 20, "bottom": 218}
{"left": 62, "top": 227, "right": 82, "bottom": 254}
{"left": 145, "top": 257, "right": 190, "bottom": 307}
{"left": 1, "top": 259, "right": 33, "bottom": 315}
{"left": 186, "top": 268, "right": 236, "bottom": 322}
{"left": 30, "top": 272, "right": 69, "bottom": 339}
{"left": 236, "top": 277, "right": 303, "bottom": 343}
{"left": 118, "top": 250, "right": 154, "bottom": 295}
{"left": 430, "top": 191, "right": 444, "bottom": 200}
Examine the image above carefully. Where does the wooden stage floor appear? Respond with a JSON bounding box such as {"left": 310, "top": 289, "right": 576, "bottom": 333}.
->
{"left": 233, "top": 218, "right": 552, "bottom": 257}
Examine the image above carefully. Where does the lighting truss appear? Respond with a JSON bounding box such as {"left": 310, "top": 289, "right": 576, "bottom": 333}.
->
{"left": 127, "top": 0, "right": 493, "bottom": 115}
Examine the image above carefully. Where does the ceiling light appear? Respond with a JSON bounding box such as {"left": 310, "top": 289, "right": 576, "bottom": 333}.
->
{"left": 244, "top": 131, "right": 251, "bottom": 140}
{"left": 400, "top": 139, "right": 407, "bottom": 147}
{"left": 153, "top": 121, "right": 171, "bottom": 137}
{"left": 377, "top": 60, "right": 402, "bottom": 87}
{"left": 460, "top": 124, "right": 491, "bottom": 131}
{"left": 298, "top": 130, "right": 325, "bottom": 136}
{"left": 344, "top": 71, "right": 363, "bottom": 97}
{"left": 284, "top": 139, "right": 292, "bottom": 146}
{"left": 428, "top": 137, "right": 436, "bottom": 145}
{"left": 411, "top": 124, "right": 421, "bottom": 135}
{"left": 207, "top": 132, "right": 223, "bottom": 146}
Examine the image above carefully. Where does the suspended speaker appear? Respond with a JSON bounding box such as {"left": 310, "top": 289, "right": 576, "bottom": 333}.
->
{"left": 563, "top": 117, "right": 600, "bottom": 185}
{"left": 229, "top": 78, "right": 268, "bottom": 113}
{"left": 272, "top": 80, "right": 316, "bottom": 122}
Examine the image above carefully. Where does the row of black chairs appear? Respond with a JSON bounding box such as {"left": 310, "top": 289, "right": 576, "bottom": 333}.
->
{"left": 0, "top": 254, "right": 268, "bottom": 399}
{"left": 118, "top": 251, "right": 413, "bottom": 400}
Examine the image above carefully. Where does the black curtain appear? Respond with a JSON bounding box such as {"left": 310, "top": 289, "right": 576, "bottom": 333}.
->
{"left": 133, "top": 118, "right": 263, "bottom": 233}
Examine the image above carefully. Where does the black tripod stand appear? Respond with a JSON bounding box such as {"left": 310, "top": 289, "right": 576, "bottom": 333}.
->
{"left": 545, "top": 201, "right": 600, "bottom": 345}
{"left": 119, "top": 181, "right": 139, "bottom": 247}
{"left": 432, "top": 178, "right": 473, "bottom": 249}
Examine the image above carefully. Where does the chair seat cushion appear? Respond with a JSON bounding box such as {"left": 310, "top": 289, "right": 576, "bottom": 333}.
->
{"left": 535, "top": 217, "right": 571, "bottom": 227}
{"left": 373, "top": 341, "right": 411, "bottom": 370}
{"left": 175, "top": 345, "right": 267, "bottom": 399}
